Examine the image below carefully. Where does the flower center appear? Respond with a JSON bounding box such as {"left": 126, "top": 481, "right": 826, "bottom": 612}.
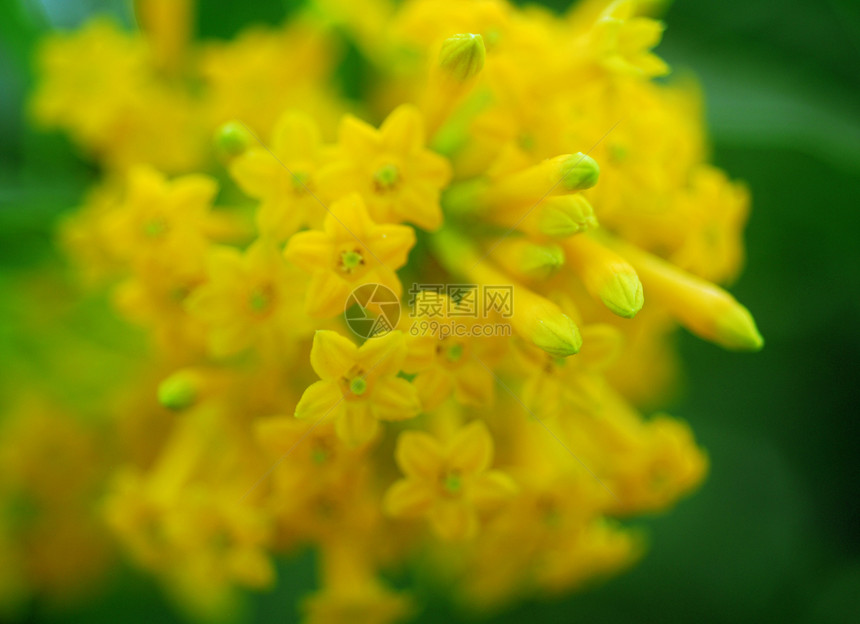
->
{"left": 373, "top": 163, "right": 400, "bottom": 192}
{"left": 310, "top": 439, "right": 331, "bottom": 465}
{"left": 436, "top": 339, "right": 467, "bottom": 368}
{"left": 446, "top": 343, "right": 464, "bottom": 363}
{"left": 249, "top": 283, "right": 274, "bottom": 314}
{"left": 442, "top": 471, "right": 462, "bottom": 495}
{"left": 142, "top": 217, "right": 168, "bottom": 239}
{"left": 340, "top": 366, "right": 370, "bottom": 400}
{"left": 339, "top": 249, "right": 365, "bottom": 274}
{"left": 291, "top": 171, "right": 310, "bottom": 194}
{"left": 349, "top": 376, "right": 367, "bottom": 396}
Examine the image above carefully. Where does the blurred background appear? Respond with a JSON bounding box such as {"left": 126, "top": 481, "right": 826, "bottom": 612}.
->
{"left": 1, "top": 0, "right": 859, "bottom": 622}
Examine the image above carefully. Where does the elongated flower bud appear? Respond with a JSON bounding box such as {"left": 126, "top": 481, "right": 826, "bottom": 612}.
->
{"left": 528, "top": 195, "right": 599, "bottom": 237}
{"left": 480, "top": 153, "right": 600, "bottom": 211}
{"left": 614, "top": 240, "right": 763, "bottom": 350}
{"left": 488, "top": 238, "right": 565, "bottom": 281}
{"left": 563, "top": 235, "right": 644, "bottom": 319}
{"left": 425, "top": 34, "right": 487, "bottom": 138}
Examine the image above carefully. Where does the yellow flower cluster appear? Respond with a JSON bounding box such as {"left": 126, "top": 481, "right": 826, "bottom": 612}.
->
{"left": 15, "top": 0, "right": 762, "bottom": 621}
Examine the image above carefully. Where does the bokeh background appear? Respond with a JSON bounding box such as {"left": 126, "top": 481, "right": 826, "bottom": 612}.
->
{"left": 1, "top": 0, "right": 859, "bottom": 622}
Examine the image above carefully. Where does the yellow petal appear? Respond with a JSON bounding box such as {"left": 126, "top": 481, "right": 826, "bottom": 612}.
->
{"left": 413, "top": 150, "right": 452, "bottom": 187}
{"left": 257, "top": 195, "right": 304, "bottom": 241}
{"left": 310, "top": 330, "right": 358, "bottom": 380}
{"left": 622, "top": 17, "right": 665, "bottom": 51}
{"left": 396, "top": 185, "right": 442, "bottom": 231}
{"left": 380, "top": 104, "right": 424, "bottom": 154}
{"left": 169, "top": 174, "right": 218, "bottom": 209}
{"left": 128, "top": 165, "right": 165, "bottom": 199}
{"left": 357, "top": 330, "right": 406, "bottom": 377}
{"left": 369, "top": 266, "right": 404, "bottom": 301}
{"left": 339, "top": 114, "right": 381, "bottom": 158}
{"left": 254, "top": 416, "right": 301, "bottom": 454}
{"left": 271, "top": 111, "right": 320, "bottom": 159}
{"left": 395, "top": 430, "right": 444, "bottom": 480}
{"left": 371, "top": 377, "right": 421, "bottom": 421}
{"left": 383, "top": 479, "right": 435, "bottom": 517}
{"left": 429, "top": 501, "right": 478, "bottom": 541}
{"left": 451, "top": 361, "right": 494, "bottom": 406}
{"left": 305, "top": 270, "right": 350, "bottom": 319}
{"left": 283, "top": 230, "right": 332, "bottom": 272}
{"left": 403, "top": 335, "right": 437, "bottom": 373}
{"left": 336, "top": 402, "right": 379, "bottom": 446}
{"left": 447, "top": 421, "right": 493, "bottom": 475}
{"left": 413, "top": 367, "right": 453, "bottom": 411}
{"left": 209, "top": 321, "right": 254, "bottom": 358}
{"left": 369, "top": 223, "right": 415, "bottom": 268}
{"left": 470, "top": 471, "right": 518, "bottom": 508}
{"left": 228, "top": 547, "right": 274, "bottom": 588}
{"left": 295, "top": 380, "right": 343, "bottom": 421}
{"left": 315, "top": 159, "right": 356, "bottom": 203}
{"left": 578, "top": 324, "right": 623, "bottom": 371}
{"left": 326, "top": 193, "right": 375, "bottom": 241}
{"left": 230, "top": 150, "right": 279, "bottom": 198}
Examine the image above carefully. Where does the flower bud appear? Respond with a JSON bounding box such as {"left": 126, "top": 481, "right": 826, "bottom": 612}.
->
{"left": 564, "top": 236, "right": 644, "bottom": 319}
{"left": 158, "top": 369, "right": 204, "bottom": 410}
{"left": 534, "top": 195, "right": 599, "bottom": 237}
{"left": 214, "top": 121, "right": 252, "bottom": 158}
{"left": 439, "top": 33, "right": 486, "bottom": 82}
{"left": 559, "top": 152, "right": 600, "bottom": 191}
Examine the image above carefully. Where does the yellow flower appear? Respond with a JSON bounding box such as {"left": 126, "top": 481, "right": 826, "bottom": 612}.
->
{"left": 302, "top": 541, "right": 412, "bottom": 624}
{"left": 590, "top": 0, "right": 669, "bottom": 78}
{"left": 518, "top": 323, "right": 623, "bottom": 421}
{"left": 134, "top": 0, "right": 194, "bottom": 75}
{"left": 403, "top": 291, "right": 498, "bottom": 410}
{"left": 113, "top": 252, "right": 207, "bottom": 354}
{"left": 200, "top": 22, "right": 342, "bottom": 137}
{"left": 31, "top": 19, "right": 148, "bottom": 147}
{"left": 284, "top": 193, "right": 415, "bottom": 318}
{"left": 0, "top": 403, "right": 112, "bottom": 602}
{"left": 316, "top": 105, "right": 452, "bottom": 230}
{"left": 185, "top": 241, "right": 310, "bottom": 358}
{"left": 609, "top": 415, "right": 709, "bottom": 512}
{"left": 384, "top": 421, "right": 517, "bottom": 540}
{"left": 294, "top": 330, "right": 421, "bottom": 446}
{"left": 670, "top": 165, "right": 750, "bottom": 284}
{"left": 535, "top": 519, "right": 641, "bottom": 594}
{"left": 230, "top": 111, "right": 332, "bottom": 241}
{"left": 253, "top": 416, "right": 373, "bottom": 544}
{"left": 103, "top": 166, "right": 216, "bottom": 266}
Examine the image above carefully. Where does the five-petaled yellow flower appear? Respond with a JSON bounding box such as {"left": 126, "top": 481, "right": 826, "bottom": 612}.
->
{"left": 404, "top": 291, "right": 498, "bottom": 410}
{"left": 284, "top": 193, "right": 415, "bottom": 318}
{"left": 384, "top": 421, "right": 517, "bottom": 540}
{"left": 295, "top": 330, "right": 421, "bottom": 446}
{"left": 230, "top": 111, "right": 332, "bottom": 242}
{"left": 103, "top": 165, "right": 216, "bottom": 266}
{"left": 186, "top": 240, "right": 308, "bottom": 358}
{"left": 316, "top": 104, "right": 452, "bottom": 230}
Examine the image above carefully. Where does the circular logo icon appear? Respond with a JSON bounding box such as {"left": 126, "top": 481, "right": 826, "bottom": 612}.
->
{"left": 344, "top": 283, "right": 401, "bottom": 339}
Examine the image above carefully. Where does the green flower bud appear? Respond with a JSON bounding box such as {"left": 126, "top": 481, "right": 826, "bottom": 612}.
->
{"left": 560, "top": 152, "right": 600, "bottom": 190}
{"left": 214, "top": 121, "right": 252, "bottom": 158}
{"left": 439, "top": 33, "right": 486, "bottom": 81}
